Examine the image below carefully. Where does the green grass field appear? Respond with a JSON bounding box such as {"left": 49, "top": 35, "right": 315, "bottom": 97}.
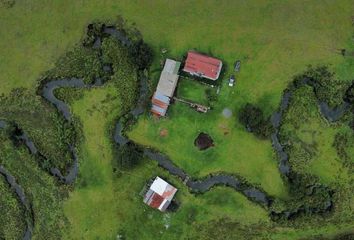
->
{"left": 1, "top": 1, "right": 354, "bottom": 239}
{"left": 62, "top": 81, "right": 270, "bottom": 239}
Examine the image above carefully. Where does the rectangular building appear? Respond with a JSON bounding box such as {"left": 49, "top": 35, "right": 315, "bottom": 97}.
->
{"left": 183, "top": 51, "right": 222, "bottom": 80}
{"left": 151, "top": 59, "right": 181, "bottom": 117}
{"left": 143, "top": 176, "right": 178, "bottom": 212}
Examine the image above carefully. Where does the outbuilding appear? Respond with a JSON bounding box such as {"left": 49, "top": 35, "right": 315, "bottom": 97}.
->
{"left": 183, "top": 51, "right": 222, "bottom": 80}
{"left": 151, "top": 59, "right": 181, "bottom": 117}
{"left": 143, "top": 176, "right": 177, "bottom": 212}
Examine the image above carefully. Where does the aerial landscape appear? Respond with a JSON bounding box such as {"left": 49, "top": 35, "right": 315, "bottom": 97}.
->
{"left": 0, "top": 1, "right": 354, "bottom": 239}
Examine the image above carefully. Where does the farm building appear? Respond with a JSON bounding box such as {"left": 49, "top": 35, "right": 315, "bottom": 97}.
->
{"left": 143, "top": 176, "right": 177, "bottom": 212}
{"left": 151, "top": 59, "right": 181, "bottom": 116}
{"left": 183, "top": 51, "right": 222, "bottom": 80}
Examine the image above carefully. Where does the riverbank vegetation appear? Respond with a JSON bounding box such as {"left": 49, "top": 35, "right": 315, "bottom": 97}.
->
{"left": 0, "top": 175, "right": 26, "bottom": 240}
{"left": 0, "top": 89, "right": 75, "bottom": 171}
{"left": 0, "top": 131, "right": 68, "bottom": 239}
{"left": 238, "top": 103, "right": 274, "bottom": 139}
{"left": 0, "top": 1, "right": 354, "bottom": 239}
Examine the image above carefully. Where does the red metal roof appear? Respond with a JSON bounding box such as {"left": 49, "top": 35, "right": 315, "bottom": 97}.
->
{"left": 148, "top": 192, "right": 165, "bottom": 208}
{"left": 152, "top": 97, "right": 169, "bottom": 109}
{"left": 183, "top": 51, "right": 222, "bottom": 80}
{"left": 161, "top": 186, "right": 177, "bottom": 199}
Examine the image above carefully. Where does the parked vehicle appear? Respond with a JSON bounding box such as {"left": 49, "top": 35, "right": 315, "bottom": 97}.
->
{"left": 234, "top": 60, "right": 241, "bottom": 72}
{"left": 228, "top": 75, "right": 235, "bottom": 87}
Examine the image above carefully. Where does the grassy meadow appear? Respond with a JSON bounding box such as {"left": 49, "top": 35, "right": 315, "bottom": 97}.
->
{"left": 1, "top": 1, "right": 354, "bottom": 239}
{"left": 62, "top": 81, "right": 270, "bottom": 239}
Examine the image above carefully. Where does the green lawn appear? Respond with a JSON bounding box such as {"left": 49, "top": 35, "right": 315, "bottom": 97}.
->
{"left": 176, "top": 78, "right": 210, "bottom": 105}
{"left": 1, "top": 1, "right": 354, "bottom": 96}
{"left": 63, "top": 82, "right": 270, "bottom": 239}
{"left": 128, "top": 104, "right": 288, "bottom": 198}
{"left": 63, "top": 84, "right": 121, "bottom": 239}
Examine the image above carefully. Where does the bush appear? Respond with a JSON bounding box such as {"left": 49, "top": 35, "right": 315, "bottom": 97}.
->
{"left": 102, "top": 37, "right": 139, "bottom": 113}
{"left": 0, "top": 176, "right": 26, "bottom": 240}
{"left": 238, "top": 103, "right": 273, "bottom": 139}
{"left": 47, "top": 46, "right": 103, "bottom": 84}
{"left": 116, "top": 142, "right": 143, "bottom": 170}
{"left": 0, "top": 88, "right": 75, "bottom": 172}
{"left": 205, "top": 88, "right": 217, "bottom": 105}
{"left": 300, "top": 66, "right": 348, "bottom": 107}
{"left": 128, "top": 40, "right": 153, "bottom": 70}
{"left": 344, "top": 81, "right": 354, "bottom": 104}
{"left": 82, "top": 23, "right": 103, "bottom": 47}
{"left": 271, "top": 172, "right": 333, "bottom": 220}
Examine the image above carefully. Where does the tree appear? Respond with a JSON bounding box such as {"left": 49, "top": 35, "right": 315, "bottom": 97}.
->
{"left": 238, "top": 103, "right": 273, "bottom": 139}
{"left": 303, "top": 66, "right": 347, "bottom": 107}
{"left": 116, "top": 142, "right": 143, "bottom": 170}
{"left": 344, "top": 81, "right": 354, "bottom": 104}
{"left": 129, "top": 40, "right": 153, "bottom": 70}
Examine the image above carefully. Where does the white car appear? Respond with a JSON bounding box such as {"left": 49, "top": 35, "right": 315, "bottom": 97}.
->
{"left": 228, "top": 75, "right": 235, "bottom": 87}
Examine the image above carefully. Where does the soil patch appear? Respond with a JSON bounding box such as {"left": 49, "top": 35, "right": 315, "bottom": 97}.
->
{"left": 159, "top": 129, "right": 168, "bottom": 137}
{"left": 194, "top": 132, "right": 214, "bottom": 150}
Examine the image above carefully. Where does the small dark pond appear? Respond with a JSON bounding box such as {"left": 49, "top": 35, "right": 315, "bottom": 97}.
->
{"left": 194, "top": 132, "right": 214, "bottom": 150}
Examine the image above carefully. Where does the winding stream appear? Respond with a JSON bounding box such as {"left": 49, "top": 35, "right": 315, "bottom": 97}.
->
{"left": 0, "top": 121, "right": 33, "bottom": 240}
{"left": 270, "top": 77, "right": 351, "bottom": 176}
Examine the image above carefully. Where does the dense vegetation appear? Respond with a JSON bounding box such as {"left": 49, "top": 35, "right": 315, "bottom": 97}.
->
{"left": 0, "top": 175, "right": 26, "bottom": 240}
{"left": 0, "top": 89, "right": 75, "bottom": 171}
{"left": 114, "top": 142, "right": 143, "bottom": 170}
{"left": 271, "top": 69, "right": 354, "bottom": 231}
{"left": 294, "top": 66, "right": 349, "bottom": 107}
{"left": 0, "top": 20, "right": 147, "bottom": 239}
{"left": 238, "top": 103, "right": 274, "bottom": 139}
{"left": 0, "top": 130, "right": 68, "bottom": 239}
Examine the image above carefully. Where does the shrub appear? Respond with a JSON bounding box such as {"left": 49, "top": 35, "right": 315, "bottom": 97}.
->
{"left": 271, "top": 172, "right": 333, "bottom": 221}
{"left": 116, "top": 142, "right": 143, "bottom": 170}
{"left": 129, "top": 40, "right": 153, "bottom": 70}
{"left": 102, "top": 37, "right": 139, "bottom": 113}
{"left": 47, "top": 46, "right": 103, "bottom": 84}
{"left": 205, "top": 88, "right": 217, "bottom": 105}
{"left": 238, "top": 103, "right": 273, "bottom": 139}
{"left": 301, "top": 66, "right": 348, "bottom": 107}
{"left": 344, "top": 81, "right": 354, "bottom": 104}
{"left": 0, "top": 88, "right": 75, "bottom": 171}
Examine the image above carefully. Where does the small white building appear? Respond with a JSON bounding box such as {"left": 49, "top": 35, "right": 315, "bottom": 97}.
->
{"left": 143, "top": 177, "right": 177, "bottom": 212}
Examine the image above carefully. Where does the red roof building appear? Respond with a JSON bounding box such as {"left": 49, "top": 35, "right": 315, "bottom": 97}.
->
{"left": 143, "top": 177, "right": 177, "bottom": 212}
{"left": 183, "top": 51, "right": 223, "bottom": 80}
